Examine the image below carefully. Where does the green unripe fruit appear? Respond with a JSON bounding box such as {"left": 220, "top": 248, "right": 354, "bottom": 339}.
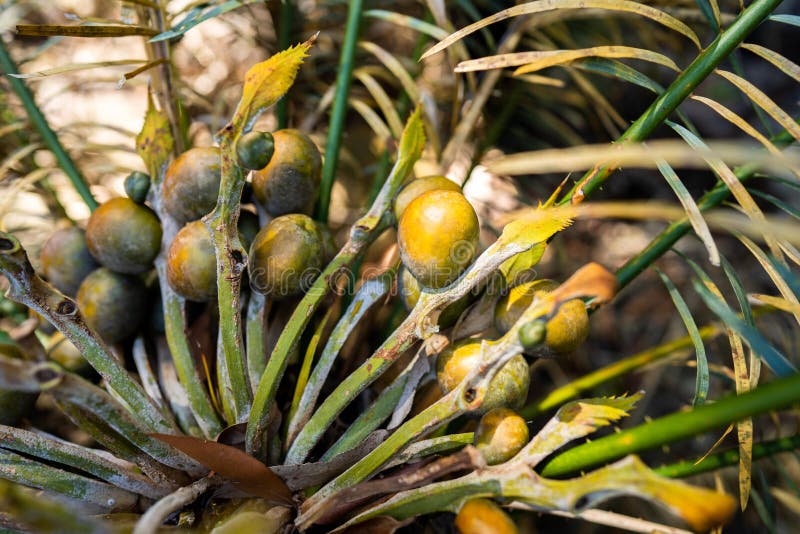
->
{"left": 39, "top": 227, "right": 99, "bottom": 296}
{"left": 455, "top": 499, "right": 519, "bottom": 534}
{"left": 495, "top": 279, "right": 589, "bottom": 353}
{"left": 86, "top": 198, "right": 162, "bottom": 274}
{"left": 518, "top": 320, "right": 546, "bottom": 351}
{"left": 236, "top": 131, "right": 275, "bottom": 171}
{"left": 474, "top": 407, "right": 529, "bottom": 465}
{"left": 398, "top": 190, "right": 479, "bottom": 289}
{"left": 251, "top": 129, "right": 321, "bottom": 217}
{"left": 167, "top": 221, "right": 217, "bottom": 302}
{"left": 397, "top": 266, "right": 469, "bottom": 327}
{"left": 76, "top": 267, "right": 147, "bottom": 343}
{"left": 163, "top": 147, "right": 221, "bottom": 224}
{"left": 436, "top": 340, "right": 529, "bottom": 412}
{"left": 248, "top": 214, "right": 324, "bottom": 299}
{"left": 124, "top": 171, "right": 151, "bottom": 204}
{"left": 394, "top": 175, "right": 461, "bottom": 221}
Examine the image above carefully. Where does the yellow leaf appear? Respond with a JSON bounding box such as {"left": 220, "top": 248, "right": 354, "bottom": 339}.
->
{"left": 739, "top": 236, "right": 800, "bottom": 328}
{"left": 136, "top": 91, "right": 173, "bottom": 180}
{"left": 741, "top": 43, "right": 800, "bottom": 84}
{"left": 498, "top": 205, "right": 573, "bottom": 250}
{"left": 499, "top": 243, "right": 547, "bottom": 286}
{"left": 421, "top": 0, "right": 700, "bottom": 60}
{"left": 453, "top": 46, "right": 678, "bottom": 74}
{"left": 230, "top": 36, "right": 315, "bottom": 134}
{"left": 716, "top": 69, "right": 800, "bottom": 144}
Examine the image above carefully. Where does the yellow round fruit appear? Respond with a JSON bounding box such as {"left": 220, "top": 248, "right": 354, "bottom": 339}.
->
{"left": 39, "top": 226, "right": 99, "bottom": 296}
{"left": 167, "top": 221, "right": 217, "bottom": 302}
{"left": 394, "top": 175, "right": 461, "bottom": 221}
{"left": 247, "top": 214, "right": 324, "bottom": 299}
{"left": 76, "top": 267, "right": 147, "bottom": 343}
{"left": 86, "top": 198, "right": 162, "bottom": 275}
{"left": 455, "top": 499, "right": 519, "bottom": 534}
{"left": 398, "top": 190, "right": 479, "bottom": 289}
{"left": 251, "top": 129, "right": 321, "bottom": 217}
{"left": 495, "top": 279, "right": 589, "bottom": 353}
{"left": 474, "top": 407, "right": 529, "bottom": 465}
{"left": 436, "top": 340, "right": 529, "bottom": 412}
{"left": 162, "top": 147, "right": 221, "bottom": 224}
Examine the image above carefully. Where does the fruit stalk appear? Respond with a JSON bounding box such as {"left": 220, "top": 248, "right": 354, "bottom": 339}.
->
{"left": 147, "top": 151, "right": 223, "bottom": 438}
{"left": 203, "top": 133, "right": 252, "bottom": 423}
{"left": 285, "top": 213, "right": 570, "bottom": 464}
{"left": 246, "top": 108, "right": 426, "bottom": 457}
{"left": 0, "top": 232, "right": 172, "bottom": 434}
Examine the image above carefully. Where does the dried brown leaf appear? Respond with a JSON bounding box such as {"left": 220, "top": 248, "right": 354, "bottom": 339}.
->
{"left": 151, "top": 433, "right": 293, "bottom": 506}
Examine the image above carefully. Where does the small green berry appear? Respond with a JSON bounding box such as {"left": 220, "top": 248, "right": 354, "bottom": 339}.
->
{"left": 236, "top": 131, "right": 275, "bottom": 171}
{"left": 124, "top": 171, "right": 151, "bottom": 204}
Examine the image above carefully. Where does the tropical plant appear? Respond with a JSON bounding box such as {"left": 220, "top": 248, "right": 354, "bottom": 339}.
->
{"left": 1, "top": 0, "right": 799, "bottom": 532}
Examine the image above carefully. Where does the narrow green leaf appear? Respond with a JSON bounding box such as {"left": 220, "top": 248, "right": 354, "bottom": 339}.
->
{"left": 149, "top": 1, "right": 259, "bottom": 42}
{"left": 692, "top": 280, "right": 796, "bottom": 376}
{"left": 657, "top": 270, "right": 708, "bottom": 405}
{"left": 656, "top": 159, "right": 719, "bottom": 265}
{"left": 693, "top": 0, "right": 720, "bottom": 32}
{"left": 574, "top": 57, "right": 664, "bottom": 93}
{"left": 750, "top": 190, "right": 800, "bottom": 220}
{"left": 768, "top": 14, "right": 800, "bottom": 28}
{"left": 364, "top": 10, "right": 449, "bottom": 40}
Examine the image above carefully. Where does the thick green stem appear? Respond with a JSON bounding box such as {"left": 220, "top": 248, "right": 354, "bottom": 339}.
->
{"left": 0, "top": 41, "right": 97, "bottom": 210}
{"left": 320, "top": 364, "right": 411, "bottom": 462}
{"left": 539, "top": 372, "right": 800, "bottom": 478}
{"left": 247, "top": 234, "right": 389, "bottom": 457}
{"left": 656, "top": 434, "right": 800, "bottom": 478}
{"left": 286, "top": 274, "right": 392, "bottom": 447}
{"left": 203, "top": 135, "right": 251, "bottom": 423}
{"left": 0, "top": 233, "right": 171, "bottom": 434}
{"left": 285, "top": 318, "right": 417, "bottom": 464}
{"left": 559, "top": 0, "right": 784, "bottom": 205}
{"left": 0, "top": 449, "right": 139, "bottom": 512}
{"left": 316, "top": 0, "right": 364, "bottom": 222}
{"left": 158, "top": 280, "right": 222, "bottom": 437}
{"left": 0, "top": 424, "right": 166, "bottom": 499}
{"left": 245, "top": 291, "right": 268, "bottom": 395}
{"left": 522, "top": 323, "right": 724, "bottom": 419}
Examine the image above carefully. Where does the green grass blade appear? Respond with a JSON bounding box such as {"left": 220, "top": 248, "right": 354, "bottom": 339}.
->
{"left": 655, "top": 434, "right": 800, "bottom": 478}
{"left": 692, "top": 280, "right": 796, "bottom": 376}
{"left": 656, "top": 270, "right": 709, "bottom": 406}
{"left": 540, "top": 372, "right": 800, "bottom": 478}
{"left": 0, "top": 41, "right": 97, "bottom": 211}
{"left": 316, "top": 0, "right": 364, "bottom": 222}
